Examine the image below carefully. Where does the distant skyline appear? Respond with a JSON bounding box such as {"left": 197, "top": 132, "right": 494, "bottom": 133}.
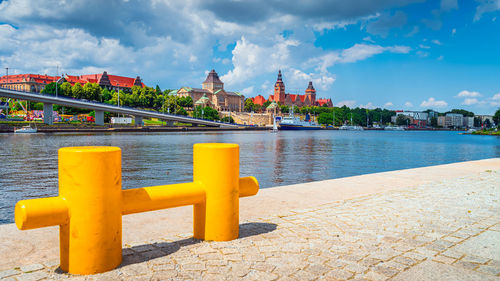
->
{"left": 0, "top": 0, "right": 499, "bottom": 114}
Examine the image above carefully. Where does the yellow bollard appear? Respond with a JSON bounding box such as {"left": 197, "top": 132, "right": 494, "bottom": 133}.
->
{"left": 58, "top": 146, "right": 122, "bottom": 274}
{"left": 14, "top": 144, "right": 259, "bottom": 275}
{"left": 193, "top": 143, "right": 240, "bottom": 241}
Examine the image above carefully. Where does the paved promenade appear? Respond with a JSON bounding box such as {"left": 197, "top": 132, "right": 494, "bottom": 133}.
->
{"left": 0, "top": 159, "right": 499, "bottom": 280}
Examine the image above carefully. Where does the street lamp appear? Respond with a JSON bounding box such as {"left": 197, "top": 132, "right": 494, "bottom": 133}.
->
{"left": 55, "top": 76, "right": 64, "bottom": 98}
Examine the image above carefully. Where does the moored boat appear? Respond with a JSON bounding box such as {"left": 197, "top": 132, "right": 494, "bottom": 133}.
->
{"left": 279, "top": 107, "right": 321, "bottom": 130}
{"left": 14, "top": 125, "right": 37, "bottom": 133}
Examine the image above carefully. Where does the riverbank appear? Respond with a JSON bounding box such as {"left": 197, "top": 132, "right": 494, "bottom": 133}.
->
{"left": 0, "top": 158, "right": 498, "bottom": 280}
{"left": 0, "top": 122, "right": 466, "bottom": 133}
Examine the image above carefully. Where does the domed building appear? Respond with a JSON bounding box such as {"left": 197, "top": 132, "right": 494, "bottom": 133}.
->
{"left": 173, "top": 70, "right": 244, "bottom": 112}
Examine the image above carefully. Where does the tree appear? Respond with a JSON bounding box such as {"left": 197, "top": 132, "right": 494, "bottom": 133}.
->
{"left": 83, "top": 83, "right": 102, "bottom": 101}
{"left": 72, "top": 83, "right": 84, "bottom": 99}
{"left": 178, "top": 96, "right": 193, "bottom": 108}
{"left": 155, "top": 85, "right": 162, "bottom": 95}
{"left": 193, "top": 106, "right": 219, "bottom": 120}
{"left": 102, "top": 88, "right": 112, "bottom": 102}
{"left": 430, "top": 117, "right": 438, "bottom": 127}
{"left": 396, "top": 114, "right": 409, "bottom": 126}
{"left": 317, "top": 112, "right": 333, "bottom": 125}
{"left": 448, "top": 109, "right": 474, "bottom": 117}
{"left": 221, "top": 116, "right": 235, "bottom": 123}
{"left": 244, "top": 99, "right": 254, "bottom": 112}
{"left": 41, "top": 82, "right": 61, "bottom": 95}
{"left": 60, "top": 82, "right": 73, "bottom": 97}
{"left": 494, "top": 108, "right": 500, "bottom": 125}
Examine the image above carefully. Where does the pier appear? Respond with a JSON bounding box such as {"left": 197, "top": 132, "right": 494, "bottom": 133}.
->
{"left": 0, "top": 158, "right": 498, "bottom": 280}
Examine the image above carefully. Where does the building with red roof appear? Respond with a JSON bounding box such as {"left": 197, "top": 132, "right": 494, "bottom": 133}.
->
{"left": 252, "top": 70, "right": 333, "bottom": 109}
{"left": 0, "top": 71, "right": 145, "bottom": 93}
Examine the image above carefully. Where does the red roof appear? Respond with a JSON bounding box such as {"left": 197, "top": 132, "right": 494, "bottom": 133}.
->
{"left": 252, "top": 95, "right": 267, "bottom": 106}
{"left": 300, "top": 95, "right": 306, "bottom": 102}
{"left": 288, "top": 94, "right": 298, "bottom": 102}
{"left": 316, "top": 98, "right": 332, "bottom": 107}
{"left": 0, "top": 74, "right": 59, "bottom": 84}
{"left": 268, "top": 95, "right": 274, "bottom": 102}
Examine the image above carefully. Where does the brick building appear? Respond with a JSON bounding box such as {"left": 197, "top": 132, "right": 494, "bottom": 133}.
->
{"left": 250, "top": 70, "right": 333, "bottom": 108}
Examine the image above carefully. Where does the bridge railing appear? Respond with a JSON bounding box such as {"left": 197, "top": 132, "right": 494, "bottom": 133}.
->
{"left": 15, "top": 143, "right": 258, "bottom": 274}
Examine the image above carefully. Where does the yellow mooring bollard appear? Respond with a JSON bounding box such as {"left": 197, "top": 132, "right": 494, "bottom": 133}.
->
{"left": 15, "top": 143, "right": 258, "bottom": 275}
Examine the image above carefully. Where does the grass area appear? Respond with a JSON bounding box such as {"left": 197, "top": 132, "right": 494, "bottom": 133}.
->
{"left": 472, "top": 129, "right": 500, "bottom": 136}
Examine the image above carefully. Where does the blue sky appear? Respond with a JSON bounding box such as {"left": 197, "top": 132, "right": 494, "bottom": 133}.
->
{"left": 0, "top": 0, "right": 499, "bottom": 114}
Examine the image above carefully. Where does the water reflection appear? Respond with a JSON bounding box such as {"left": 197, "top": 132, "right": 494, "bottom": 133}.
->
{"left": 0, "top": 130, "right": 498, "bottom": 223}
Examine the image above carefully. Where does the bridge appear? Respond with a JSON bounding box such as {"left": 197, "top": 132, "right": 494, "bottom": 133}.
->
{"left": 0, "top": 88, "right": 239, "bottom": 127}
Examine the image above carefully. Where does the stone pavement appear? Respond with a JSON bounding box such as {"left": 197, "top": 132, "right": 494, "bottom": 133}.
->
{"left": 0, "top": 159, "right": 499, "bottom": 280}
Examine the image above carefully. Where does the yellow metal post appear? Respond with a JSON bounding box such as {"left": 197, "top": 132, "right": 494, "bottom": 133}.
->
{"left": 14, "top": 143, "right": 259, "bottom": 275}
{"left": 58, "top": 146, "right": 122, "bottom": 274}
{"left": 193, "top": 143, "right": 240, "bottom": 241}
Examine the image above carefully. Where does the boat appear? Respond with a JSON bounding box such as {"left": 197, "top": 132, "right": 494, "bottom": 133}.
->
{"left": 14, "top": 124, "right": 37, "bottom": 134}
{"left": 279, "top": 107, "right": 321, "bottom": 130}
{"left": 338, "top": 114, "right": 364, "bottom": 130}
{"left": 339, "top": 125, "right": 364, "bottom": 131}
{"left": 271, "top": 114, "right": 278, "bottom": 133}
{"left": 384, "top": 125, "right": 405, "bottom": 131}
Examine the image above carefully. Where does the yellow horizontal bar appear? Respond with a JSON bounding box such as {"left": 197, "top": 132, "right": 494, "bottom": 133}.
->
{"left": 122, "top": 182, "right": 205, "bottom": 215}
{"left": 15, "top": 197, "right": 69, "bottom": 230}
{"left": 239, "top": 176, "right": 259, "bottom": 197}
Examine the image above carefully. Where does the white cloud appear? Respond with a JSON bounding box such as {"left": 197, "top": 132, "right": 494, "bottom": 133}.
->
{"left": 462, "top": 98, "right": 479, "bottom": 105}
{"left": 432, "top": 39, "right": 442, "bottom": 45}
{"left": 240, "top": 86, "right": 254, "bottom": 96}
{"left": 420, "top": 97, "right": 448, "bottom": 108}
{"left": 419, "top": 44, "right": 430, "bottom": 49}
{"left": 492, "top": 93, "right": 500, "bottom": 100}
{"left": 404, "top": 101, "right": 413, "bottom": 107}
{"left": 475, "top": 0, "right": 500, "bottom": 21}
{"left": 288, "top": 68, "right": 336, "bottom": 91}
{"left": 456, "top": 90, "right": 482, "bottom": 98}
{"left": 340, "top": 43, "right": 410, "bottom": 63}
{"left": 384, "top": 102, "right": 394, "bottom": 107}
{"left": 221, "top": 36, "right": 299, "bottom": 87}
{"left": 336, "top": 100, "right": 356, "bottom": 107}
{"left": 417, "top": 51, "right": 429, "bottom": 57}
{"left": 363, "top": 36, "right": 375, "bottom": 43}
{"left": 451, "top": 28, "right": 456, "bottom": 35}
{"left": 359, "top": 102, "right": 375, "bottom": 109}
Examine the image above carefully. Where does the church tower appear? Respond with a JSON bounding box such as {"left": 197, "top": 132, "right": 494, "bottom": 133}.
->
{"left": 202, "top": 69, "right": 224, "bottom": 92}
{"left": 305, "top": 81, "right": 316, "bottom": 105}
{"left": 274, "top": 70, "right": 285, "bottom": 103}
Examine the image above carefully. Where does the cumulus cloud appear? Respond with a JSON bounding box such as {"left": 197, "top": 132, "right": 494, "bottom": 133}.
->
{"left": 384, "top": 102, "right": 394, "bottom": 107}
{"left": 492, "top": 93, "right": 500, "bottom": 100}
{"left": 221, "top": 36, "right": 299, "bottom": 87}
{"left": 420, "top": 97, "right": 448, "bottom": 107}
{"left": 336, "top": 100, "right": 357, "bottom": 107}
{"left": 456, "top": 90, "right": 482, "bottom": 98}
{"left": 404, "top": 101, "right": 413, "bottom": 107}
{"left": 359, "top": 102, "right": 375, "bottom": 109}
{"left": 432, "top": 39, "right": 442, "bottom": 45}
{"left": 462, "top": 98, "right": 479, "bottom": 105}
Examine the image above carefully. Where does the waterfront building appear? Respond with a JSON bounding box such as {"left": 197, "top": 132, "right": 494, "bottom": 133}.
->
{"left": 393, "top": 111, "right": 428, "bottom": 127}
{"left": 64, "top": 71, "right": 145, "bottom": 91}
{"left": 173, "top": 70, "right": 244, "bottom": 112}
{"left": 446, "top": 113, "right": 464, "bottom": 128}
{"left": 476, "top": 115, "right": 495, "bottom": 126}
{"left": 463, "top": 116, "right": 474, "bottom": 128}
{"left": 248, "top": 71, "right": 333, "bottom": 109}
{"left": 0, "top": 71, "right": 145, "bottom": 93}
{"left": 0, "top": 74, "right": 58, "bottom": 93}
{"left": 267, "top": 71, "right": 333, "bottom": 107}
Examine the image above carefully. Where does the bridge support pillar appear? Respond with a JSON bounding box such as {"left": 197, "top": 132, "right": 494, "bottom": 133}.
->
{"left": 95, "top": 110, "right": 104, "bottom": 126}
{"left": 135, "top": 116, "right": 143, "bottom": 126}
{"left": 166, "top": 120, "right": 174, "bottom": 127}
{"left": 43, "top": 103, "right": 53, "bottom": 125}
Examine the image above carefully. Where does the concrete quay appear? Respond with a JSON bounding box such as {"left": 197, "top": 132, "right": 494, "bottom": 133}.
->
{"left": 0, "top": 158, "right": 499, "bottom": 280}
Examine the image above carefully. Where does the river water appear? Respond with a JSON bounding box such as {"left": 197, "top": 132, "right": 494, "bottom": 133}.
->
{"left": 0, "top": 130, "right": 498, "bottom": 223}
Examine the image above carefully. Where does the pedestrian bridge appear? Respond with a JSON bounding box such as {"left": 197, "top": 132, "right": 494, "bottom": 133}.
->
{"left": 0, "top": 88, "right": 238, "bottom": 127}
